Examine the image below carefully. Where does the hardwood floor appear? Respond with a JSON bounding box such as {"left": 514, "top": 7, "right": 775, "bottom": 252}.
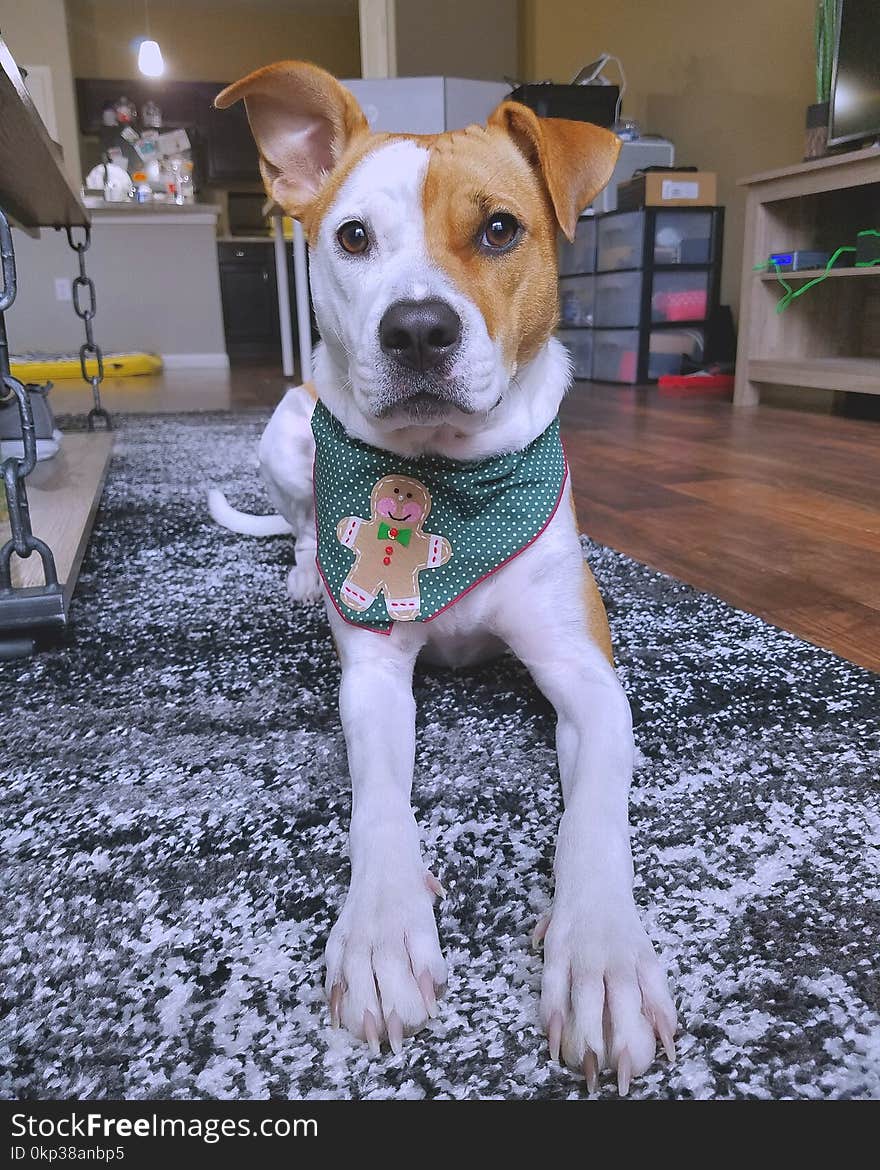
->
{"left": 561, "top": 384, "right": 880, "bottom": 673}
{"left": 48, "top": 362, "right": 299, "bottom": 416}
{"left": 49, "top": 365, "right": 880, "bottom": 671}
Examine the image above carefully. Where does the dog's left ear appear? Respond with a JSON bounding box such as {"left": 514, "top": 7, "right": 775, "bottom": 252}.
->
{"left": 215, "top": 61, "right": 368, "bottom": 219}
{"left": 488, "top": 102, "right": 621, "bottom": 241}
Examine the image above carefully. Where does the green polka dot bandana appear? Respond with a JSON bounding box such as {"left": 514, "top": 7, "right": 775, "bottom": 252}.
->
{"left": 312, "top": 402, "right": 568, "bottom": 634}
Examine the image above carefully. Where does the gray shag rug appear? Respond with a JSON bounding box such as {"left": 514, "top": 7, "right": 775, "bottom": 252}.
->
{"left": 1, "top": 411, "right": 878, "bottom": 1101}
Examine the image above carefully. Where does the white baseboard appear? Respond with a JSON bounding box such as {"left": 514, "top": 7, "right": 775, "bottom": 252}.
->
{"left": 161, "top": 353, "right": 230, "bottom": 370}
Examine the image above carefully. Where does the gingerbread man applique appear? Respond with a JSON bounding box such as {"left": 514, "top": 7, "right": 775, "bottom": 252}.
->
{"left": 336, "top": 474, "right": 452, "bottom": 620}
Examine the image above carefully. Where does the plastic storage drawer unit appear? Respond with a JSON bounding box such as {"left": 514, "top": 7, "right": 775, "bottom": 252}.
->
{"left": 648, "top": 329, "right": 704, "bottom": 378}
{"left": 558, "top": 216, "right": 597, "bottom": 275}
{"left": 591, "top": 328, "right": 704, "bottom": 383}
{"left": 559, "top": 274, "right": 595, "bottom": 327}
{"left": 651, "top": 270, "right": 710, "bottom": 322}
{"left": 596, "top": 210, "right": 645, "bottom": 272}
{"left": 653, "top": 209, "right": 714, "bottom": 265}
{"left": 556, "top": 329, "right": 593, "bottom": 380}
{"left": 592, "top": 330, "right": 639, "bottom": 383}
{"left": 594, "top": 271, "right": 642, "bottom": 328}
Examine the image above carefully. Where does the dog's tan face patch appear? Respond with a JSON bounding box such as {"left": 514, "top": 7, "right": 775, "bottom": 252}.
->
{"left": 422, "top": 125, "right": 560, "bottom": 369}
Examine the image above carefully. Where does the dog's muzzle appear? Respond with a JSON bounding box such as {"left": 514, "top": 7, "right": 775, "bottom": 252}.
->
{"left": 375, "top": 298, "right": 470, "bottom": 419}
{"left": 379, "top": 299, "right": 462, "bottom": 373}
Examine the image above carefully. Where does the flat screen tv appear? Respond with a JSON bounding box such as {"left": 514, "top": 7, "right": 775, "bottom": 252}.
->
{"left": 828, "top": 0, "right": 880, "bottom": 147}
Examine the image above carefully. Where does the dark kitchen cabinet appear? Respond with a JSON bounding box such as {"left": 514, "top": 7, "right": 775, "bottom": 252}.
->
{"left": 218, "top": 242, "right": 292, "bottom": 361}
{"left": 75, "top": 78, "right": 211, "bottom": 133}
{"left": 204, "top": 101, "right": 260, "bottom": 183}
{"left": 75, "top": 78, "right": 262, "bottom": 183}
{"left": 218, "top": 243, "right": 280, "bottom": 359}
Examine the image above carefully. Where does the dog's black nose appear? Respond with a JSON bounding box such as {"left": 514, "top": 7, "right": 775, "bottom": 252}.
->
{"left": 379, "top": 299, "right": 461, "bottom": 372}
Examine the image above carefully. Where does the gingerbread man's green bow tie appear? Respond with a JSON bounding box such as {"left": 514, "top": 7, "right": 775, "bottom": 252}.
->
{"left": 377, "top": 522, "right": 412, "bottom": 547}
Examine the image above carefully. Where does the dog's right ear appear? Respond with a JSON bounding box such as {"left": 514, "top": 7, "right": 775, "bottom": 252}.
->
{"left": 215, "top": 61, "right": 368, "bottom": 219}
{"left": 488, "top": 102, "right": 620, "bottom": 241}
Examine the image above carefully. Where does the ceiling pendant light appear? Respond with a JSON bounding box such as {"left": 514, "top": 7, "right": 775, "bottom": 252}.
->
{"left": 137, "top": 0, "right": 164, "bottom": 78}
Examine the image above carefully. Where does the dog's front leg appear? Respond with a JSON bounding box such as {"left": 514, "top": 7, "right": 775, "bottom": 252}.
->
{"left": 257, "top": 386, "right": 322, "bottom": 603}
{"left": 498, "top": 594, "right": 677, "bottom": 1093}
{"left": 325, "top": 627, "right": 447, "bottom": 1053}
{"left": 286, "top": 504, "right": 321, "bottom": 604}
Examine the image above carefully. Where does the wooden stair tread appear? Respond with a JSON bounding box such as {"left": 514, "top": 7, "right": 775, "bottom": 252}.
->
{"left": 1, "top": 432, "right": 113, "bottom": 600}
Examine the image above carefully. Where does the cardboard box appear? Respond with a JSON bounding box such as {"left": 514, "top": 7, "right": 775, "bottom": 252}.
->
{"left": 616, "top": 171, "right": 717, "bottom": 211}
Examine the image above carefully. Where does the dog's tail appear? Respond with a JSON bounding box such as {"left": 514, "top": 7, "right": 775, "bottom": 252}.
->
{"left": 207, "top": 488, "right": 293, "bottom": 537}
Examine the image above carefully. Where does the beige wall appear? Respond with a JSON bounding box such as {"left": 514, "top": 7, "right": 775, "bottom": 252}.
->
{"left": 66, "top": 0, "right": 361, "bottom": 83}
{"left": 395, "top": 0, "right": 518, "bottom": 79}
{"left": 0, "top": 0, "right": 82, "bottom": 187}
{"left": 521, "top": 0, "right": 817, "bottom": 315}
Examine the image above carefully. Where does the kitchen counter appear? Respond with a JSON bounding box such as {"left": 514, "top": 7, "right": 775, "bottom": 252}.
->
{"left": 216, "top": 234, "right": 276, "bottom": 244}
{"left": 84, "top": 199, "right": 221, "bottom": 224}
{"left": 9, "top": 202, "right": 228, "bottom": 368}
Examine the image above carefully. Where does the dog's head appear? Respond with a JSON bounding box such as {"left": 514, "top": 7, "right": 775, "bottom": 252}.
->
{"left": 216, "top": 62, "right": 619, "bottom": 429}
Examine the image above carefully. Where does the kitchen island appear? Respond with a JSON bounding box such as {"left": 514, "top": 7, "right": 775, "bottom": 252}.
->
{"left": 8, "top": 200, "right": 227, "bottom": 368}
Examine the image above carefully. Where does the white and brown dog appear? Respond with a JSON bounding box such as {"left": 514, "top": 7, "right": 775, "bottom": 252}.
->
{"left": 210, "top": 61, "right": 677, "bottom": 1093}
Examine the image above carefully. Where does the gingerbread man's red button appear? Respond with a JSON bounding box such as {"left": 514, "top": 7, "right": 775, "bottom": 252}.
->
{"left": 385, "top": 546, "right": 393, "bottom": 554}
{"left": 383, "top": 556, "right": 391, "bottom": 566}
{"left": 389, "top": 527, "right": 398, "bottom": 538}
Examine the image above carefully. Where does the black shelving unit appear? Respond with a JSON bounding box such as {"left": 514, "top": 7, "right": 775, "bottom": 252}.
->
{"left": 557, "top": 205, "right": 724, "bottom": 384}
{"left": 75, "top": 78, "right": 261, "bottom": 184}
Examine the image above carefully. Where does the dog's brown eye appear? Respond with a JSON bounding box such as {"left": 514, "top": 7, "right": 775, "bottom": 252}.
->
{"left": 482, "top": 212, "right": 520, "bottom": 251}
{"left": 337, "top": 220, "right": 369, "bottom": 254}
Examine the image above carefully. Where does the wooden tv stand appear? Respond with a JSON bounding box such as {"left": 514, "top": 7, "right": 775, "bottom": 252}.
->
{"left": 734, "top": 145, "right": 880, "bottom": 407}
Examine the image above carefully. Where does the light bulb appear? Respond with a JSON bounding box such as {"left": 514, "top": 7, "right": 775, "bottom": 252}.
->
{"left": 137, "top": 40, "right": 164, "bottom": 78}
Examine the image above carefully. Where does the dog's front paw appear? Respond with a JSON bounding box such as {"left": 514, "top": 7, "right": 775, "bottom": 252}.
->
{"left": 325, "top": 870, "right": 447, "bottom": 1054}
{"left": 287, "top": 560, "right": 322, "bottom": 603}
{"left": 538, "top": 905, "right": 677, "bottom": 1095}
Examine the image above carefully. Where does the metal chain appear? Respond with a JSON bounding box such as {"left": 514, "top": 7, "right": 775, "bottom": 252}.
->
{"left": 0, "top": 211, "right": 16, "bottom": 315}
{"left": 0, "top": 209, "right": 59, "bottom": 591}
{"left": 65, "top": 224, "right": 112, "bottom": 432}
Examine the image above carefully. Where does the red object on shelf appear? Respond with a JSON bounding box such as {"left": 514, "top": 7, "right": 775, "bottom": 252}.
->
{"left": 653, "top": 289, "right": 708, "bottom": 321}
